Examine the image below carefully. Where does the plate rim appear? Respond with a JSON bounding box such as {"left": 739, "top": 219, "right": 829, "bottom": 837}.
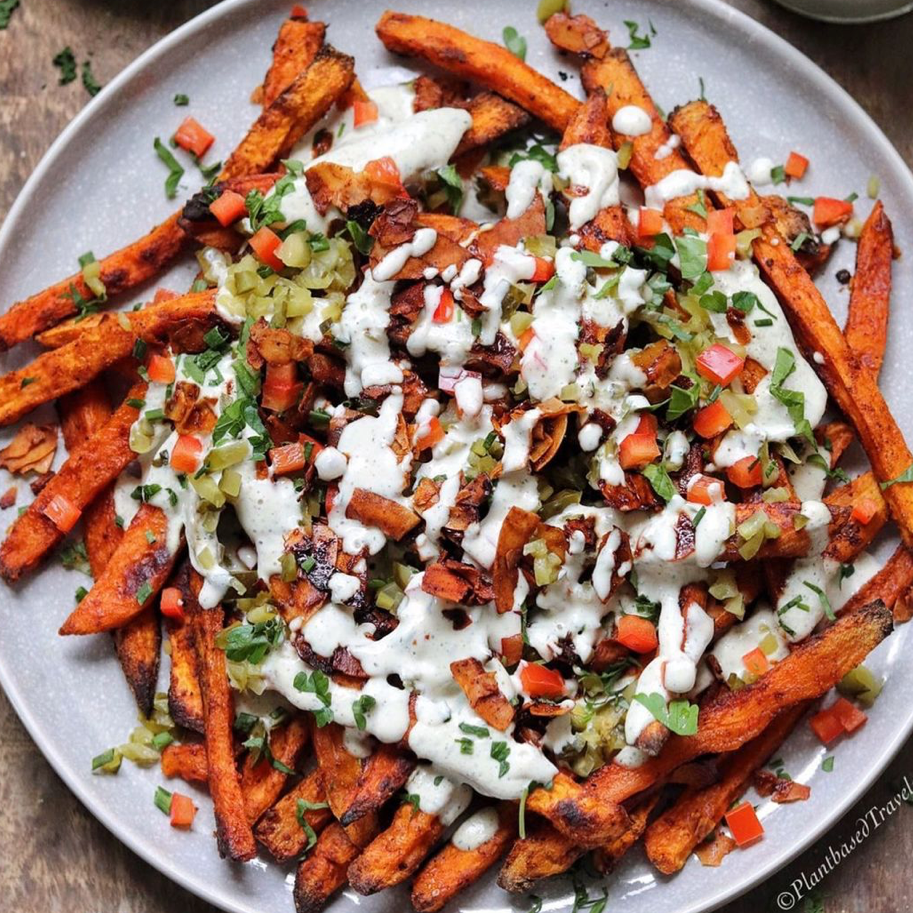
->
{"left": 1, "top": 1, "right": 912, "bottom": 912}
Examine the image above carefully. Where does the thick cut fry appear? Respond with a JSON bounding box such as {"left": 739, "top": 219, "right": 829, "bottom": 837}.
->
{"left": 0, "top": 389, "right": 144, "bottom": 582}
{"left": 166, "top": 612, "right": 205, "bottom": 731}
{"left": 450, "top": 657, "right": 515, "bottom": 731}
{"left": 644, "top": 703, "right": 807, "bottom": 874}
{"left": 497, "top": 819, "right": 585, "bottom": 893}
{"left": 844, "top": 200, "right": 893, "bottom": 376}
{"left": 255, "top": 770, "right": 332, "bottom": 863}
{"left": 594, "top": 794, "right": 660, "bottom": 873}
{"left": 160, "top": 742, "right": 209, "bottom": 783}
{"left": 223, "top": 45, "right": 355, "bottom": 178}
{"left": 345, "top": 488, "right": 420, "bottom": 540}
{"left": 668, "top": 100, "right": 913, "bottom": 547}
{"left": 453, "top": 92, "right": 531, "bottom": 156}
{"left": 194, "top": 604, "right": 257, "bottom": 862}
{"left": 262, "top": 18, "right": 327, "bottom": 108}
{"left": 347, "top": 802, "right": 444, "bottom": 894}
{"left": 340, "top": 743, "right": 416, "bottom": 826}
{"left": 376, "top": 12, "right": 581, "bottom": 132}
{"left": 241, "top": 715, "right": 311, "bottom": 824}
{"left": 0, "top": 213, "right": 187, "bottom": 351}
{"left": 294, "top": 822, "right": 362, "bottom": 913}
{"left": 114, "top": 609, "right": 161, "bottom": 717}
{"left": 58, "top": 504, "right": 182, "bottom": 635}
{"left": 526, "top": 602, "right": 892, "bottom": 844}
{"left": 412, "top": 803, "right": 517, "bottom": 912}
{"left": 560, "top": 88, "right": 612, "bottom": 150}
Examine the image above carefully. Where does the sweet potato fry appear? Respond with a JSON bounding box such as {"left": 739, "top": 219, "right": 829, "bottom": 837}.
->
{"left": 644, "top": 703, "right": 807, "bottom": 874}
{"left": 222, "top": 45, "right": 355, "bottom": 178}
{"left": 453, "top": 92, "right": 531, "bottom": 157}
{"left": 345, "top": 489, "right": 420, "bottom": 540}
{"left": 497, "top": 819, "right": 585, "bottom": 893}
{"left": 0, "top": 212, "right": 187, "bottom": 351}
{"left": 160, "top": 741, "right": 209, "bottom": 783}
{"left": 376, "top": 12, "right": 581, "bottom": 132}
{"left": 668, "top": 100, "right": 913, "bottom": 547}
{"left": 58, "top": 504, "right": 183, "bottom": 635}
{"left": 241, "top": 714, "right": 311, "bottom": 824}
{"left": 493, "top": 506, "right": 544, "bottom": 613}
{"left": 256, "top": 770, "right": 332, "bottom": 863}
{"left": 166, "top": 613, "right": 205, "bottom": 731}
{"left": 594, "top": 794, "right": 660, "bottom": 873}
{"left": 559, "top": 88, "right": 612, "bottom": 150}
{"left": 262, "top": 18, "right": 327, "bottom": 108}
{"left": 114, "top": 609, "right": 161, "bottom": 717}
{"left": 340, "top": 743, "right": 416, "bottom": 827}
{"left": 347, "top": 802, "right": 444, "bottom": 894}
{"left": 844, "top": 200, "right": 893, "bottom": 376}
{"left": 450, "top": 658, "right": 515, "bottom": 731}
{"left": 194, "top": 604, "right": 257, "bottom": 862}
{"left": 294, "top": 822, "right": 362, "bottom": 913}
{"left": 526, "top": 601, "right": 892, "bottom": 844}
{"left": 412, "top": 803, "right": 518, "bottom": 912}
{"left": 0, "top": 389, "right": 144, "bottom": 582}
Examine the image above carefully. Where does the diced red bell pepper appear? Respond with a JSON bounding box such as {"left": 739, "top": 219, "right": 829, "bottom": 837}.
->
{"left": 742, "top": 647, "right": 769, "bottom": 677}
{"left": 353, "top": 99, "right": 379, "bottom": 127}
{"left": 147, "top": 353, "right": 175, "bottom": 384}
{"left": 270, "top": 442, "right": 307, "bottom": 476}
{"left": 174, "top": 117, "right": 215, "bottom": 159}
{"left": 693, "top": 400, "right": 733, "bottom": 439}
{"left": 809, "top": 706, "right": 844, "bottom": 744}
{"left": 170, "top": 435, "right": 202, "bottom": 474}
{"left": 785, "top": 152, "right": 809, "bottom": 179}
{"left": 638, "top": 207, "right": 663, "bottom": 238}
{"left": 687, "top": 475, "right": 726, "bottom": 505}
{"left": 531, "top": 257, "right": 555, "bottom": 282}
{"left": 432, "top": 289, "right": 455, "bottom": 324}
{"left": 43, "top": 493, "right": 81, "bottom": 533}
{"left": 261, "top": 362, "right": 301, "bottom": 413}
{"left": 324, "top": 484, "right": 337, "bottom": 515}
{"left": 153, "top": 287, "right": 179, "bottom": 303}
{"left": 250, "top": 226, "right": 284, "bottom": 272}
{"left": 707, "top": 232, "right": 737, "bottom": 271}
{"left": 618, "top": 433, "right": 660, "bottom": 470}
{"left": 170, "top": 792, "right": 197, "bottom": 828}
{"left": 416, "top": 416, "right": 445, "bottom": 452}
{"left": 851, "top": 498, "right": 878, "bottom": 526}
{"left": 290, "top": 4, "right": 308, "bottom": 19}
{"left": 813, "top": 196, "right": 853, "bottom": 229}
{"left": 518, "top": 326, "right": 536, "bottom": 353}
{"left": 615, "top": 615, "right": 658, "bottom": 653}
{"left": 706, "top": 208, "right": 734, "bottom": 236}
{"left": 831, "top": 696, "right": 867, "bottom": 734}
{"left": 727, "top": 455, "right": 763, "bottom": 489}
{"left": 363, "top": 156, "right": 407, "bottom": 196}
{"left": 634, "top": 413, "right": 658, "bottom": 436}
{"left": 725, "top": 801, "right": 764, "bottom": 847}
{"left": 160, "top": 587, "right": 185, "bottom": 622}
{"left": 500, "top": 634, "right": 524, "bottom": 667}
{"left": 520, "top": 662, "right": 566, "bottom": 699}
{"left": 696, "top": 344, "right": 745, "bottom": 387}
{"left": 209, "top": 189, "right": 248, "bottom": 227}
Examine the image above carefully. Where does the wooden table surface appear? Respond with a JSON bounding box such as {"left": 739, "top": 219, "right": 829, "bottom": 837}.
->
{"left": 1, "top": 2, "right": 912, "bottom": 912}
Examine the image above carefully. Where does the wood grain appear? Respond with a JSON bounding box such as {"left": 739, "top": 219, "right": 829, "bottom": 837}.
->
{"left": 1, "top": 1, "right": 912, "bottom": 912}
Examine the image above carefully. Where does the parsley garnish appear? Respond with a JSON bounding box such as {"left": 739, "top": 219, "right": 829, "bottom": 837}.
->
{"left": 294, "top": 670, "right": 333, "bottom": 727}
{"left": 490, "top": 740, "right": 511, "bottom": 777}
{"left": 345, "top": 220, "right": 374, "bottom": 255}
{"left": 436, "top": 164, "right": 463, "bottom": 213}
{"left": 632, "top": 692, "right": 699, "bottom": 735}
{"left": 624, "top": 19, "right": 652, "bottom": 49}
{"left": 174, "top": 93, "right": 190, "bottom": 106}
{"left": 838, "top": 563, "right": 855, "bottom": 588}
{"left": 642, "top": 462, "right": 676, "bottom": 503}
{"left": 153, "top": 137, "right": 184, "bottom": 199}
{"left": 60, "top": 540, "right": 91, "bottom": 575}
{"left": 136, "top": 581, "right": 153, "bottom": 604}
{"left": 804, "top": 580, "right": 835, "bottom": 621}
{"left": 296, "top": 798, "right": 329, "bottom": 853}
{"left": 880, "top": 465, "right": 913, "bottom": 490}
{"left": 352, "top": 694, "right": 376, "bottom": 731}
{"left": 502, "top": 26, "right": 527, "bottom": 60}
{"left": 769, "top": 347, "right": 814, "bottom": 445}
{"left": 459, "top": 722, "right": 490, "bottom": 738}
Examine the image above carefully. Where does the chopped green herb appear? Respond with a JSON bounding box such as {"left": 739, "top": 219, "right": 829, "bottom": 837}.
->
{"left": 822, "top": 756, "right": 834, "bottom": 772}
{"left": 154, "top": 785, "right": 173, "bottom": 815}
{"left": 642, "top": 463, "right": 676, "bottom": 503}
{"left": 804, "top": 580, "right": 835, "bottom": 621}
{"left": 436, "top": 164, "right": 464, "bottom": 212}
{"left": 787, "top": 196, "right": 815, "bottom": 206}
{"left": 154, "top": 137, "right": 184, "bottom": 199}
{"left": 345, "top": 219, "right": 374, "bottom": 255}
{"left": 880, "top": 465, "right": 913, "bottom": 490}
{"left": 20, "top": 377, "right": 36, "bottom": 388}
{"left": 502, "top": 26, "right": 527, "bottom": 60}
{"left": 173, "top": 93, "right": 190, "bottom": 106}
{"left": 455, "top": 737, "right": 474, "bottom": 754}
{"left": 490, "top": 740, "right": 511, "bottom": 777}
{"left": 459, "top": 722, "right": 490, "bottom": 738}
{"left": 632, "top": 692, "right": 699, "bottom": 735}
{"left": 352, "top": 694, "right": 376, "bottom": 731}
{"left": 624, "top": 19, "right": 651, "bottom": 50}
{"left": 136, "top": 581, "right": 153, "bottom": 604}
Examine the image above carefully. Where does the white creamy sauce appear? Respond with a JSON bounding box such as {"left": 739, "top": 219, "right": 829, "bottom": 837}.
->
{"left": 451, "top": 806, "right": 501, "bottom": 850}
{"left": 643, "top": 161, "right": 749, "bottom": 210}
{"left": 611, "top": 105, "right": 652, "bottom": 137}
{"left": 557, "top": 143, "right": 620, "bottom": 229}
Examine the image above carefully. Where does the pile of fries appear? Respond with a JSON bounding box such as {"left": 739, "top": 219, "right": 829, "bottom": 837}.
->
{"left": 1, "top": 6, "right": 910, "bottom": 911}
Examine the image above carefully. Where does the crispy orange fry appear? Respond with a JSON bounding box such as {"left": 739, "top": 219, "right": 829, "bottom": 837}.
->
{"left": 347, "top": 801, "right": 444, "bottom": 894}
{"left": 844, "top": 200, "right": 894, "bottom": 376}
{"left": 160, "top": 741, "right": 209, "bottom": 783}
{"left": 164, "top": 563, "right": 206, "bottom": 732}
{"left": 255, "top": 770, "right": 333, "bottom": 863}
{"left": 345, "top": 488, "right": 420, "bottom": 540}
{"left": 560, "top": 87, "right": 612, "bottom": 150}
{"left": 840, "top": 544, "right": 913, "bottom": 618}
{"left": 594, "top": 794, "right": 660, "bottom": 873}
{"left": 450, "top": 658, "right": 515, "bottom": 731}
{"left": 412, "top": 803, "right": 517, "bottom": 912}
{"left": 668, "top": 100, "right": 913, "bottom": 548}
{"left": 58, "top": 504, "right": 183, "bottom": 635}
{"left": 340, "top": 742, "right": 416, "bottom": 826}
{"left": 0, "top": 388, "right": 144, "bottom": 582}
{"left": 294, "top": 821, "right": 363, "bottom": 913}
{"left": 497, "top": 818, "right": 586, "bottom": 893}
{"left": 241, "top": 714, "right": 310, "bottom": 824}
{"left": 0, "top": 212, "right": 187, "bottom": 351}
{"left": 195, "top": 603, "right": 257, "bottom": 862}
{"left": 644, "top": 704, "right": 807, "bottom": 874}
{"left": 262, "top": 18, "right": 327, "bottom": 108}
{"left": 223, "top": 45, "right": 355, "bottom": 178}
{"left": 454, "top": 92, "right": 531, "bottom": 156}
{"left": 376, "top": 12, "right": 581, "bottom": 132}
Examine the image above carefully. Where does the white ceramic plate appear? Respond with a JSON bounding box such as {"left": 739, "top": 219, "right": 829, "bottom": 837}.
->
{"left": 1, "top": 1, "right": 912, "bottom": 912}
